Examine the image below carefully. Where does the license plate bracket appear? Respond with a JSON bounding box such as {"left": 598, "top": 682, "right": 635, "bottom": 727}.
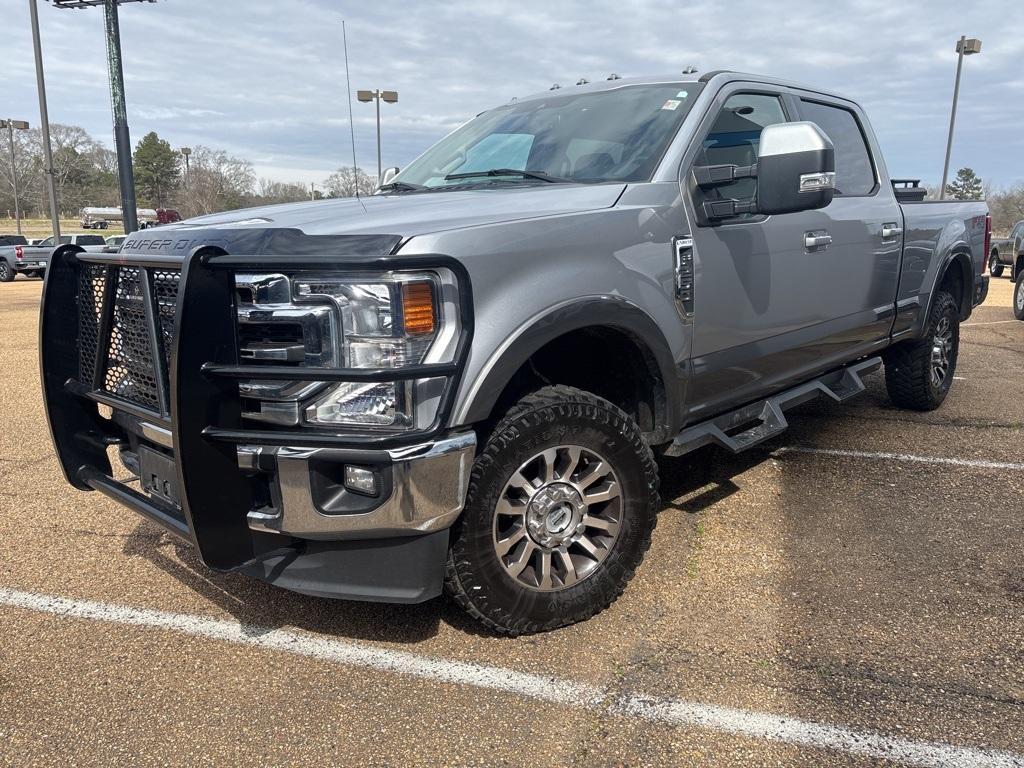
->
{"left": 139, "top": 445, "right": 181, "bottom": 506}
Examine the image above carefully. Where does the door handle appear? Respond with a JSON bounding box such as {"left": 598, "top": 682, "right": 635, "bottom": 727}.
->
{"left": 882, "top": 224, "right": 903, "bottom": 238}
{"left": 804, "top": 232, "right": 832, "bottom": 249}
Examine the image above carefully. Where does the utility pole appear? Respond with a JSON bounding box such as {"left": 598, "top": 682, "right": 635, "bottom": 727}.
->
{"left": 357, "top": 89, "right": 398, "bottom": 182}
{"left": 940, "top": 35, "right": 982, "bottom": 200}
{"left": 28, "top": 0, "right": 61, "bottom": 239}
{"left": 1, "top": 119, "right": 30, "bottom": 235}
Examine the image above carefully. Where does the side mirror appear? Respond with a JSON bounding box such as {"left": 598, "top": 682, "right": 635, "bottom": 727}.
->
{"left": 756, "top": 121, "right": 835, "bottom": 215}
{"left": 379, "top": 166, "right": 400, "bottom": 187}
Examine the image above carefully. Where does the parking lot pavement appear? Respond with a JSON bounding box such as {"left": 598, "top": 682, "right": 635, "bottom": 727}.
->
{"left": 1, "top": 276, "right": 1022, "bottom": 767}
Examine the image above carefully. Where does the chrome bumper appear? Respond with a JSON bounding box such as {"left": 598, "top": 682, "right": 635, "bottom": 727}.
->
{"left": 239, "top": 432, "right": 476, "bottom": 540}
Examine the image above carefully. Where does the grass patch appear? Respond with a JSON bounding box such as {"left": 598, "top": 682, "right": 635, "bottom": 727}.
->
{"left": 0, "top": 218, "right": 125, "bottom": 239}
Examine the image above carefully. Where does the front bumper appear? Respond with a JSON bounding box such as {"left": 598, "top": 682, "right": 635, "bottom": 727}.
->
{"left": 240, "top": 432, "right": 476, "bottom": 539}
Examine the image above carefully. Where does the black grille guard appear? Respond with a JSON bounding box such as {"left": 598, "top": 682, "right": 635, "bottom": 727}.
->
{"left": 39, "top": 230, "right": 474, "bottom": 571}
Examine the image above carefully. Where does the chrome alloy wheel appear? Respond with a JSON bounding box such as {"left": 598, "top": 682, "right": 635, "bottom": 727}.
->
{"left": 492, "top": 445, "right": 622, "bottom": 592}
{"left": 930, "top": 315, "right": 954, "bottom": 388}
{"left": 1016, "top": 278, "right": 1024, "bottom": 313}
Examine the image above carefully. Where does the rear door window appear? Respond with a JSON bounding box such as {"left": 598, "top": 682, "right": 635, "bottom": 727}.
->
{"left": 798, "top": 100, "right": 876, "bottom": 196}
{"left": 77, "top": 235, "right": 105, "bottom": 245}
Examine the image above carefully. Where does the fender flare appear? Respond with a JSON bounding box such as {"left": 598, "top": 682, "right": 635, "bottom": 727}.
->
{"left": 921, "top": 246, "right": 973, "bottom": 331}
{"left": 456, "top": 296, "right": 683, "bottom": 436}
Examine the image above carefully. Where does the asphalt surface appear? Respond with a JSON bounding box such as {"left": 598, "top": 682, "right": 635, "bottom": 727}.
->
{"left": 1, "top": 273, "right": 1022, "bottom": 767}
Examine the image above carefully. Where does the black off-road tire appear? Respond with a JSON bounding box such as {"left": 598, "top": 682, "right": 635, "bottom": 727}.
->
{"left": 1014, "top": 271, "right": 1024, "bottom": 321}
{"left": 884, "top": 290, "right": 960, "bottom": 411}
{"left": 989, "top": 253, "right": 1004, "bottom": 278}
{"left": 0, "top": 260, "right": 13, "bottom": 283}
{"left": 445, "top": 385, "right": 659, "bottom": 636}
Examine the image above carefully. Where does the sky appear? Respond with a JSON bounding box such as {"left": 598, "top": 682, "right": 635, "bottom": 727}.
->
{"left": 3, "top": 0, "right": 1023, "bottom": 189}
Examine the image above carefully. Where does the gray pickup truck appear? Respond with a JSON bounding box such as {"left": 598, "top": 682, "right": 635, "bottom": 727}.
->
{"left": 987, "top": 220, "right": 1024, "bottom": 319}
{"left": 0, "top": 235, "right": 39, "bottom": 282}
{"left": 1, "top": 233, "right": 107, "bottom": 282}
{"left": 988, "top": 219, "right": 1023, "bottom": 280}
{"left": 40, "top": 71, "right": 989, "bottom": 634}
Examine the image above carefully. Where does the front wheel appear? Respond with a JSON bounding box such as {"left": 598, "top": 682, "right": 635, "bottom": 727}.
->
{"left": 884, "top": 290, "right": 960, "bottom": 411}
{"left": 445, "top": 385, "right": 659, "bottom": 635}
{"left": 989, "top": 253, "right": 1004, "bottom": 278}
{"left": 1014, "top": 271, "right": 1024, "bottom": 321}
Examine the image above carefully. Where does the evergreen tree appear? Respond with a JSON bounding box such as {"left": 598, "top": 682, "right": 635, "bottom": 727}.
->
{"left": 945, "top": 167, "right": 983, "bottom": 200}
{"left": 133, "top": 131, "right": 180, "bottom": 207}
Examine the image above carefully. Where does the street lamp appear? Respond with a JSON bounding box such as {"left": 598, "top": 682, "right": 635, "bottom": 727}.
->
{"left": 28, "top": 0, "right": 61, "bottom": 240}
{"left": 1, "top": 119, "right": 30, "bottom": 235}
{"left": 180, "top": 146, "right": 191, "bottom": 186}
{"left": 47, "top": 0, "right": 157, "bottom": 234}
{"left": 356, "top": 89, "right": 398, "bottom": 182}
{"left": 939, "top": 35, "right": 982, "bottom": 200}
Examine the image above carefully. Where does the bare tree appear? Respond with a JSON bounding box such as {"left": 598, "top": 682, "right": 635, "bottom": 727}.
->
{"left": 255, "top": 177, "right": 310, "bottom": 205}
{"left": 178, "top": 145, "right": 255, "bottom": 216}
{"left": 986, "top": 184, "right": 1024, "bottom": 234}
{"left": 323, "top": 166, "right": 375, "bottom": 198}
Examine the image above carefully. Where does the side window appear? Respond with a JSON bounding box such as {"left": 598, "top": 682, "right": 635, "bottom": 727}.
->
{"left": 798, "top": 100, "right": 875, "bottom": 196}
{"left": 1012, "top": 222, "right": 1024, "bottom": 240}
{"left": 40, "top": 237, "right": 53, "bottom": 247}
{"left": 694, "top": 93, "right": 787, "bottom": 209}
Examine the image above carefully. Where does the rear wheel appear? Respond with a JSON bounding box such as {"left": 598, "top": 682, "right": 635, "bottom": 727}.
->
{"left": 884, "top": 290, "right": 960, "bottom": 410}
{"left": 1014, "top": 271, "right": 1024, "bottom": 321}
{"left": 989, "top": 253, "right": 1004, "bottom": 277}
{"left": 445, "top": 385, "right": 659, "bottom": 635}
{"left": 0, "top": 261, "right": 13, "bottom": 283}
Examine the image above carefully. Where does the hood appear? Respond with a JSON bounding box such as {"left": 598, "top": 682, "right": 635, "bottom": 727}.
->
{"left": 163, "top": 183, "right": 626, "bottom": 239}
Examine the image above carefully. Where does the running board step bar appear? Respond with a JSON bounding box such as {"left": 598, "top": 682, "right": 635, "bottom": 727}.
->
{"left": 665, "top": 357, "right": 882, "bottom": 457}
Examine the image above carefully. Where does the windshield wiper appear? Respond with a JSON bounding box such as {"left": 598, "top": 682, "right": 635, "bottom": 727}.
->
{"left": 444, "top": 168, "right": 571, "bottom": 184}
{"left": 377, "top": 180, "right": 427, "bottom": 193}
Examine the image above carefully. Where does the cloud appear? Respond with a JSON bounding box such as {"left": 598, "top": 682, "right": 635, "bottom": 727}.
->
{"left": 4, "top": 0, "right": 1023, "bottom": 187}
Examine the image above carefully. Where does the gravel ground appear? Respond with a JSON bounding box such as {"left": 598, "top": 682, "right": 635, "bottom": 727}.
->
{"left": 0, "top": 275, "right": 1021, "bottom": 767}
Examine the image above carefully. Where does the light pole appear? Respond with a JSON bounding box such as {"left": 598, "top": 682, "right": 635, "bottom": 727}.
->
{"left": 356, "top": 89, "right": 398, "bottom": 182}
{"left": 939, "top": 35, "right": 982, "bottom": 200}
{"left": 180, "top": 146, "right": 191, "bottom": 186}
{"left": 48, "top": 0, "right": 157, "bottom": 233}
{"left": 1, "top": 119, "right": 30, "bottom": 235}
{"left": 29, "top": 0, "right": 61, "bottom": 239}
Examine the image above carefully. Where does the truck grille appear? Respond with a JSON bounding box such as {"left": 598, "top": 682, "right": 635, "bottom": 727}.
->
{"left": 77, "top": 264, "right": 180, "bottom": 413}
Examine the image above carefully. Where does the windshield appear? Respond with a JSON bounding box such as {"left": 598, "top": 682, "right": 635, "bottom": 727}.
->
{"left": 392, "top": 83, "right": 702, "bottom": 190}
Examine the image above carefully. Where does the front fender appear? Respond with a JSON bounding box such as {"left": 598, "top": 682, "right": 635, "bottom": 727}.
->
{"left": 453, "top": 295, "right": 683, "bottom": 434}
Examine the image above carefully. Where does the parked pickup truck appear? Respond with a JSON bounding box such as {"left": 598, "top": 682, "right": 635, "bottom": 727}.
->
{"left": 40, "top": 71, "right": 990, "bottom": 634}
{"left": 988, "top": 219, "right": 1023, "bottom": 280}
{"left": 1, "top": 233, "right": 107, "bottom": 282}
{"left": 0, "top": 235, "right": 38, "bottom": 282}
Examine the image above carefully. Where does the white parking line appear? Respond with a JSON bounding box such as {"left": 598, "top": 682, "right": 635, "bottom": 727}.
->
{"left": 1, "top": 588, "right": 1021, "bottom": 768}
{"left": 779, "top": 446, "right": 1024, "bottom": 471}
{"left": 962, "top": 320, "right": 1019, "bottom": 327}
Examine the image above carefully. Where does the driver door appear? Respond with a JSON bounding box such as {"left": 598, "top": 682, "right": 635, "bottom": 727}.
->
{"left": 682, "top": 87, "right": 834, "bottom": 419}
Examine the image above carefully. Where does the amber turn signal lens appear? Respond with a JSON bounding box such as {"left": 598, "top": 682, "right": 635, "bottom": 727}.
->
{"left": 402, "top": 281, "right": 436, "bottom": 336}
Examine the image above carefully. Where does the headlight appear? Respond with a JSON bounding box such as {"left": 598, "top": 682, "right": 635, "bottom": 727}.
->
{"left": 290, "top": 270, "right": 460, "bottom": 430}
